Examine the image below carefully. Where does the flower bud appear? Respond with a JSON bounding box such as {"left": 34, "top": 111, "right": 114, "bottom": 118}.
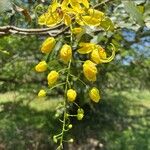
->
{"left": 67, "top": 89, "right": 77, "bottom": 102}
{"left": 89, "top": 87, "right": 100, "bottom": 103}
{"left": 77, "top": 108, "right": 84, "bottom": 120}
{"left": 69, "top": 138, "right": 74, "bottom": 143}
{"left": 53, "top": 135, "right": 57, "bottom": 143}
{"left": 41, "top": 37, "right": 56, "bottom": 54}
{"left": 60, "top": 44, "right": 72, "bottom": 64}
{"left": 47, "top": 71, "right": 59, "bottom": 85}
{"left": 38, "top": 89, "right": 46, "bottom": 97}
{"left": 72, "top": 27, "right": 83, "bottom": 34}
{"left": 83, "top": 60, "right": 97, "bottom": 81}
{"left": 68, "top": 124, "right": 73, "bottom": 129}
{"left": 35, "top": 61, "right": 47, "bottom": 72}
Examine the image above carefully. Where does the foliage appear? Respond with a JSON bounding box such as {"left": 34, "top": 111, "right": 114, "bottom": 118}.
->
{"left": 0, "top": 90, "right": 149, "bottom": 149}
{"left": 0, "top": 0, "right": 150, "bottom": 149}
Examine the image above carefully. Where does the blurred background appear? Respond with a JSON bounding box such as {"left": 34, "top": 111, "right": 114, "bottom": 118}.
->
{"left": 0, "top": 0, "right": 150, "bottom": 149}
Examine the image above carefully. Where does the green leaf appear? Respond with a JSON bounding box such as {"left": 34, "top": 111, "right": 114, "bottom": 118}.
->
{"left": 123, "top": 1, "right": 144, "bottom": 26}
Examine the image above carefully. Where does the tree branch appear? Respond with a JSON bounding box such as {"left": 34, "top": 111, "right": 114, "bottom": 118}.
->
{"left": 0, "top": 0, "right": 110, "bottom": 37}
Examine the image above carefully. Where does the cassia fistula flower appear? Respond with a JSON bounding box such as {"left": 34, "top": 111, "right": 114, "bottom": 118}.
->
{"left": 83, "top": 60, "right": 97, "bottom": 81}
{"left": 38, "top": 89, "right": 46, "bottom": 97}
{"left": 47, "top": 70, "right": 59, "bottom": 85}
{"left": 35, "top": 61, "right": 47, "bottom": 72}
{"left": 77, "top": 42, "right": 95, "bottom": 54}
{"left": 67, "top": 89, "right": 77, "bottom": 102}
{"left": 41, "top": 37, "right": 56, "bottom": 54}
{"left": 60, "top": 44, "right": 72, "bottom": 63}
{"left": 76, "top": 8, "right": 104, "bottom": 26}
{"left": 91, "top": 46, "right": 107, "bottom": 64}
{"left": 89, "top": 87, "right": 100, "bottom": 103}
{"left": 78, "top": 43, "right": 115, "bottom": 64}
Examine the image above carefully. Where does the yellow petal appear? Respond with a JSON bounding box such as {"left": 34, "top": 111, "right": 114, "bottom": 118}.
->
{"left": 77, "top": 43, "right": 95, "bottom": 54}
{"left": 91, "top": 49, "right": 101, "bottom": 64}
{"left": 88, "top": 9, "right": 104, "bottom": 19}
{"left": 79, "top": 0, "right": 89, "bottom": 8}
{"left": 82, "top": 16, "right": 101, "bottom": 26}
{"left": 61, "top": 0, "right": 69, "bottom": 10}
{"left": 38, "top": 13, "right": 48, "bottom": 25}
{"left": 91, "top": 46, "right": 107, "bottom": 64}
{"left": 46, "top": 12, "right": 62, "bottom": 27}
{"left": 48, "top": 2, "right": 60, "bottom": 13}
{"left": 98, "top": 43, "right": 116, "bottom": 63}
{"left": 71, "top": 27, "right": 83, "bottom": 34}
{"left": 64, "top": 14, "right": 71, "bottom": 26}
{"left": 70, "top": 0, "right": 82, "bottom": 12}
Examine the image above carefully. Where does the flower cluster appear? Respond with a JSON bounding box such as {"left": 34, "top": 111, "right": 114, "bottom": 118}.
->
{"left": 38, "top": 0, "right": 104, "bottom": 27}
{"left": 35, "top": 0, "right": 115, "bottom": 148}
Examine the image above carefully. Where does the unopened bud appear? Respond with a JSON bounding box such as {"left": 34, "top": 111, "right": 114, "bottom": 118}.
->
{"left": 69, "top": 138, "right": 74, "bottom": 143}
{"left": 68, "top": 124, "right": 73, "bottom": 129}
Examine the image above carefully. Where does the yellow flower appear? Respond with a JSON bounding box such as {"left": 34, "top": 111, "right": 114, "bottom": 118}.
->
{"left": 76, "top": 8, "right": 104, "bottom": 26}
{"left": 78, "top": 43, "right": 115, "bottom": 64}
{"left": 60, "top": 44, "right": 72, "bottom": 63}
{"left": 89, "top": 87, "right": 100, "bottom": 103}
{"left": 91, "top": 46, "right": 107, "bottom": 64}
{"left": 35, "top": 61, "right": 47, "bottom": 72}
{"left": 38, "top": 89, "right": 46, "bottom": 97}
{"left": 67, "top": 89, "right": 77, "bottom": 102}
{"left": 83, "top": 60, "right": 97, "bottom": 81}
{"left": 47, "top": 71, "right": 59, "bottom": 85}
{"left": 41, "top": 37, "right": 56, "bottom": 54}
{"left": 77, "top": 42, "right": 95, "bottom": 54}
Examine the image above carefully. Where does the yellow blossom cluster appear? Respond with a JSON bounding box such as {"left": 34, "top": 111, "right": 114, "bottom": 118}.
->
{"left": 38, "top": 0, "right": 105, "bottom": 27}
{"left": 35, "top": 0, "right": 115, "bottom": 147}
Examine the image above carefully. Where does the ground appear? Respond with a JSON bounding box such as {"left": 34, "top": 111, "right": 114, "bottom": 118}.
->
{"left": 0, "top": 89, "right": 150, "bottom": 150}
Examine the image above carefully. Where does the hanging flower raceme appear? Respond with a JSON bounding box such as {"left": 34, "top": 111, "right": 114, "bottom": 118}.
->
{"left": 60, "top": 44, "right": 72, "bottom": 63}
{"left": 35, "top": 61, "right": 48, "bottom": 72}
{"left": 47, "top": 70, "right": 59, "bottom": 85}
{"left": 36, "top": 0, "right": 116, "bottom": 148}
{"left": 83, "top": 60, "right": 97, "bottom": 82}
{"left": 41, "top": 37, "right": 56, "bottom": 54}
{"left": 89, "top": 87, "right": 100, "bottom": 103}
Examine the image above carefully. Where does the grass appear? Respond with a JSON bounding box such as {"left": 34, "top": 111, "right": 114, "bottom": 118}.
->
{"left": 0, "top": 89, "right": 150, "bottom": 150}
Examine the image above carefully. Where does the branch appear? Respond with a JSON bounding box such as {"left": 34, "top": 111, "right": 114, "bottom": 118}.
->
{"left": 0, "top": 0, "right": 110, "bottom": 37}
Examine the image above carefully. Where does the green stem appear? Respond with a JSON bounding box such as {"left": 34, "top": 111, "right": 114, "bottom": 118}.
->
{"left": 59, "top": 60, "right": 71, "bottom": 149}
{"left": 48, "top": 82, "right": 66, "bottom": 91}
